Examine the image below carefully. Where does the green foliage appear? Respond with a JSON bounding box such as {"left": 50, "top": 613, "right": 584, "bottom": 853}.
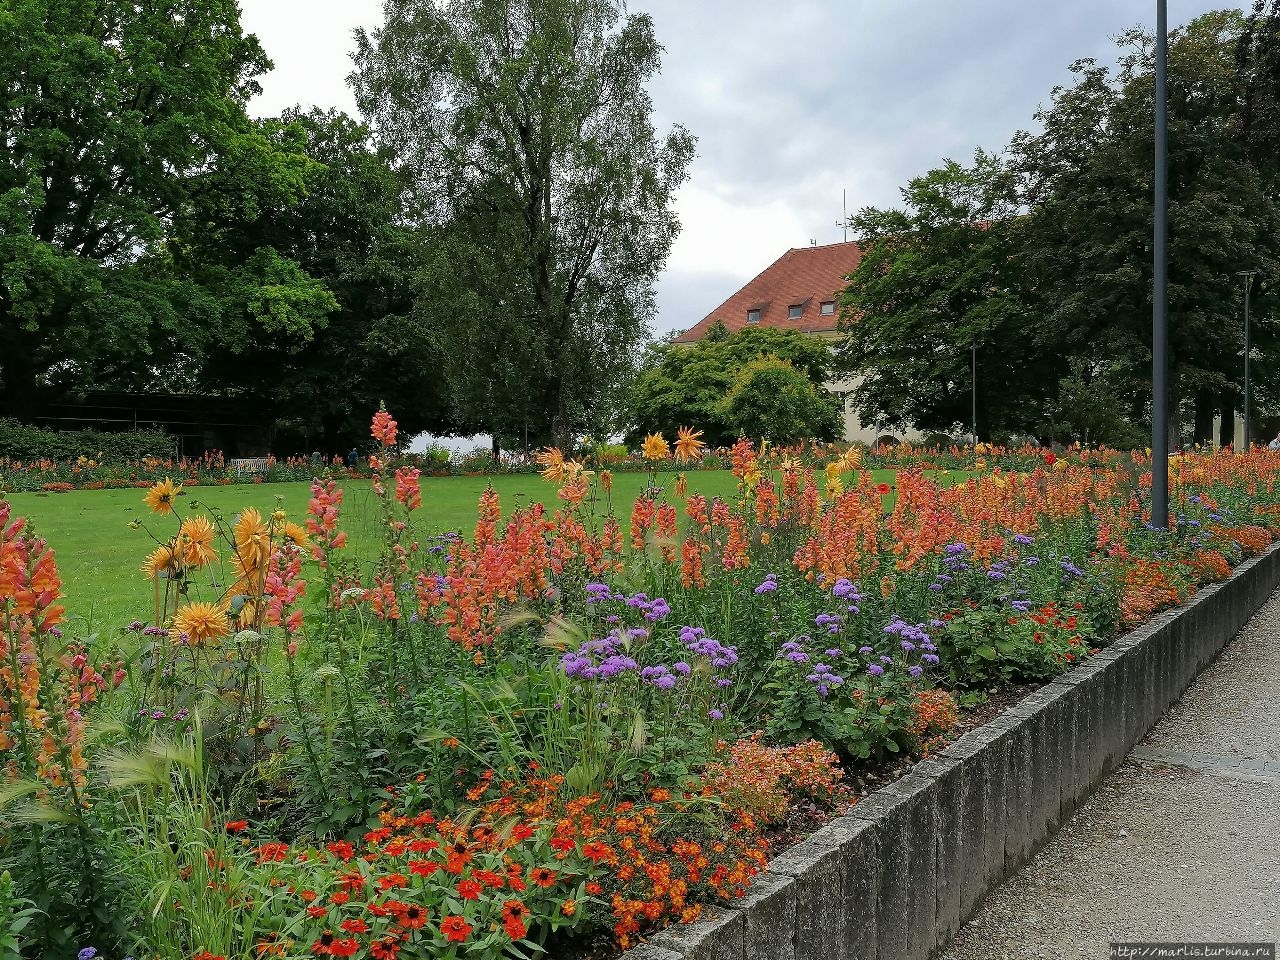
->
{"left": 0, "top": 0, "right": 331, "bottom": 420}
{"left": 836, "top": 152, "right": 1056, "bottom": 438}
{"left": 352, "top": 0, "right": 696, "bottom": 450}
{"left": 1039, "top": 358, "right": 1148, "bottom": 449}
{"left": 627, "top": 327, "right": 838, "bottom": 445}
{"left": 0, "top": 420, "right": 172, "bottom": 462}
{"left": 0, "top": 870, "right": 38, "bottom": 960}
{"left": 720, "top": 357, "right": 841, "bottom": 445}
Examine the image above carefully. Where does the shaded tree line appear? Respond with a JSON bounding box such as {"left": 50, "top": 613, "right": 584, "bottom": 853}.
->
{"left": 837, "top": 9, "right": 1280, "bottom": 449}
{"left": 2, "top": 0, "right": 691, "bottom": 453}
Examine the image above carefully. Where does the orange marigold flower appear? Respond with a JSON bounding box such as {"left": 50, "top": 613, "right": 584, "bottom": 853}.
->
{"left": 561, "top": 899, "right": 577, "bottom": 917}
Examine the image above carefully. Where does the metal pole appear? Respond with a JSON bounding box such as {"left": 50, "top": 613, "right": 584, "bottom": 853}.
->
{"left": 971, "top": 344, "right": 977, "bottom": 448}
{"left": 1151, "top": 0, "right": 1169, "bottom": 528}
{"left": 1245, "top": 280, "right": 1252, "bottom": 448}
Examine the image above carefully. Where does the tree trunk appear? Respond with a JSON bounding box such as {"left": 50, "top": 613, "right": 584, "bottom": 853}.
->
{"left": 1192, "top": 389, "right": 1215, "bottom": 446}
{"left": 1219, "top": 393, "right": 1236, "bottom": 448}
{"left": 491, "top": 433, "right": 500, "bottom": 462}
{"left": 0, "top": 324, "right": 40, "bottom": 422}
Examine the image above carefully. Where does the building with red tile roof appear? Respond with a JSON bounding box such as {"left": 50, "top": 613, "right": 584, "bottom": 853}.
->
{"left": 673, "top": 240, "right": 863, "bottom": 344}
{"left": 671, "top": 239, "right": 919, "bottom": 445}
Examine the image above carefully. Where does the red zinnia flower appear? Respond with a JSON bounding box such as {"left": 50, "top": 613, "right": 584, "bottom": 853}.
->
{"left": 530, "top": 867, "right": 557, "bottom": 888}
{"left": 456, "top": 879, "right": 482, "bottom": 900}
{"left": 441, "top": 916, "right": 473, "bottom": 943}
{"left": 339, "top": 918, "right": 370, "bottom": 934}
{"left": 876, "top": 482, "right": 892, "bottom": 495}
{"left": 224, "top": 820, "right": 248, "bottom": 833}
{"left": 398, "top": 904, "right": 429, "bottom": 930}
{"left": 370, "top": 937, "right": 401, "bottom": 960}
{"left": 306, "top": 905, "right": 326, "bottom": 919}
{"left": 408, "top": 859, "right": 439, "bottom": 877}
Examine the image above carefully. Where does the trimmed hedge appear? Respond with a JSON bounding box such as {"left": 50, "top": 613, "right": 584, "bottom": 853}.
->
{"left": 0, "top": 419, "right": 173, "bottom": 461}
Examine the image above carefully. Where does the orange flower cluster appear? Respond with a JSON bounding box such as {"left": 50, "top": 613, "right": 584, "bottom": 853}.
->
{"left": 907, "top": 689, "right": 960, "bottom": 756}
{"left": 1120, "top": 559, "right": 1193, "bottom": 627}
{"left": 700, "top": 733, "right": 847, "bottom": 825}
{"left": 1224, "top": 525, "right": 1274, "bottom": 554}
{"left": 1, "top": 500, "right": 109, "bottom": 792}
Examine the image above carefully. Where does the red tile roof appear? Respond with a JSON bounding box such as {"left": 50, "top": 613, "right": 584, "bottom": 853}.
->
{"left": 674, "top": 240, "right": 863, "bottom": 343}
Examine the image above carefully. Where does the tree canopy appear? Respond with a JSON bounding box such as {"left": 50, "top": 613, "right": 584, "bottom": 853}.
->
{"left": 837, "top": 11, "right": 1280, "bottom": 447}
{"left": 352, "top": 0, "right": 695, "bottom": 452}
{"left": 626, "top": 327, "right": 839, "bottom": 447}
{"left": 0, "top": 0, "right": 334, "bottom": 420}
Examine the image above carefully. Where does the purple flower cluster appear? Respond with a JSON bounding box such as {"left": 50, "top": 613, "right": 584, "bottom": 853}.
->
{"left": 814, "top": 612, "right": 845, "bottom": 634}
{"left": 640, "top": 665, "right": 678, "bottom": 689}
{"left": 1060, "top": 558, "right": 1084, "bottom": 578}
{"left": 679, "top": 626, "right": 739, "bottom": 668}
{"left": 806, "top": 662, "right": 845, "bottom": 697}
{"left": 626, "top": 592, "right": 671, "bottom": 622}
{"left": 779, "top": 639, "right": 810, "bottom": 663}
{"left": 754, "top": 573, "right": 779, "bottom": 594}
{"left": 560, "top": 632, "right": 639, "bottom": 680}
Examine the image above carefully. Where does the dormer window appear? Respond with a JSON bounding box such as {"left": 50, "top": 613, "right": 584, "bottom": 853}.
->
{"left": 820, "top": 301, "right": 836, "bottom": 316}
{"left": 747, "top": 309, "right": 761, "bottom": 323}
{"left": 788, "top": 304, "right": 804, "bottom": 319}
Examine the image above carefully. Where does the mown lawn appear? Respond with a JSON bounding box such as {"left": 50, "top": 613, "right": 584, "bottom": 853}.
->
{"left": 6, "top": 467, "right": 934, "bottom": 633}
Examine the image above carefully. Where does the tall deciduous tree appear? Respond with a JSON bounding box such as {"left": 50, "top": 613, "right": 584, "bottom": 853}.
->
{"left": 835, "top": 153, "right": 1054, "bottom": 439}
{"left": 0, "top": 0, "right": 332, "bottom": 419}
{"left": 1013, "top": 11, "right": 1280, "bottom": 445}
{"left": 199, "top": 109, "right": 458, "bottom": 453}
{"left": 351, "top": 0, "right": 695, "bottom": 452}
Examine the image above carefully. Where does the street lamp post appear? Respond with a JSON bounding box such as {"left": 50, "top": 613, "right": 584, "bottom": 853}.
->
{"left": 1151, "top": 0, "right": 1169, "bottom": 528}
{"left": 1238, "top": 269, "right": 1258, "bottom": 449}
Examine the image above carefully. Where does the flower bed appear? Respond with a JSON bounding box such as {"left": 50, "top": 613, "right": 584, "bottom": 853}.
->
{"left": 3, "top": 407, "right": 1280, "bottom": 960}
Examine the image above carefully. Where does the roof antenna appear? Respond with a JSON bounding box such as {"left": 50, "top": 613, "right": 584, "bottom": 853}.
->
{"left": 836, "top": 188, "right": 848, "bottom": 242}
{"left": 810, "top": 238, "right": 817, "bottom": 246}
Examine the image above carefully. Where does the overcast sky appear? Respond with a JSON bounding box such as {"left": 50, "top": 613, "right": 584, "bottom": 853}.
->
{"left": 240, "top": 0, "right": 1232, "bottom": 339}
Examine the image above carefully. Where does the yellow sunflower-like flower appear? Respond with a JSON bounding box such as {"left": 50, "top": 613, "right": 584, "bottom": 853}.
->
{"left": 281, "top": 521, "right": 310, "bottom": 548}
{"left": 144, "top": 478, "right": 182, "bottom": 515}
{"left": 177, "top": 516, "right": 218, "bottom": 568}
{"left": 673, "top": 426, "right": 706, "bottom": 464}
{"left": 840, "top": 447, "right": 863, "bottom": 471}
{"left": 142, "top": 543, "right": 181, "bottom": 580}
{"left": 536, "top": 447, "right": 570, "bottom": 484}
{"left": 171, "top": 601, "right": 232, "bottom": 646}
{"left": 230, "top": 508, "right": 271, "bottom": 595}
{"left": 641, "top": 433, "right": 671, "bottom": 461}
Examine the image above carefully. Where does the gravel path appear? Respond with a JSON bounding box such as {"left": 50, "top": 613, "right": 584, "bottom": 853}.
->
{"left": 940, "top": 590, "right": 1280, "bottom": 959}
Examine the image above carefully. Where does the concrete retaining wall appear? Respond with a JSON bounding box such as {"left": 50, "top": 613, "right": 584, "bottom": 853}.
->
{"left": 626, "top": 543, "right": 1280, "bottom": 960}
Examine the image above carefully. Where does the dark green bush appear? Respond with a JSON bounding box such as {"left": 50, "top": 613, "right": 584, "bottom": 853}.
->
{"left": 0, "top": 419, "right": 173, "bottom": 461}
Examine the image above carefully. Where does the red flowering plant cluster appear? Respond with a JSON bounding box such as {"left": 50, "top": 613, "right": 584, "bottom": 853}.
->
{"left": 232, "top": 774, "right": 769, "bottom": 957}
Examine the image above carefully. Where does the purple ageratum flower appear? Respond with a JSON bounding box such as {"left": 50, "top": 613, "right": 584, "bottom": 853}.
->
{"left": 585, "top": 582, "right": 615, "bottom": 603}
{"left": 127, "top": 620, "right": 144, "bottom": 631}
{"left": 884, "top": 618, "right": 905, "bottom": 635}
{"left": 654, "top": 674, "right": 677, "bottom": 690}
{"left": 901, "top": 640, "right": 915, "bottom": 652}
{"left": 945, "top": 542, "right": 968, "bottom": 554}
{"left": 832, "top": 578, "right": 861, "bottom": 599}
{"left": 806, "top": 663, "right": 845, "bottom": 698}
{"left": 681, "top": 626, "right": 739, "bottom": 667}
{"left": 814, "top": 613, "right": 844, "bottom": 634}
{"left": 673, "top": 661, "right": 692, "bottom": 675}
{"left": 935, "top": 574, "right": 953, "bottom": 584}
{"left": 1060, "top": 559, "right": 1084, "bottom": 577}
{"left": 867, "top": 664, "right": 885, "bottom": 676}
{"left": 715, "top": 677, "right": 733, "bottom": 687}
{"left": 907, "top": 665, "right": 924, "bottom": 677}
{"left": 929, "top": 583, "right": 944, "bottom": 591}
{"left": 988, "top": 569, "right": 1007, "bottom": 580}
{"left": 708, "top": 709, "right": 724, "bottom": 721}
{"left": 644, "top": 598, "right": 671, "bottom": 621}
{"left": 880, "top": 656, "right": 893, "bottom": 664}
{"left": 858, "top": 646, "right": 874, "bottom": 654}
{"left": 597, "top": 654, "right": 638, "bottom": 678}
{"left": 78, "top": 950, "right": 98, "bottom": 960}
{"left": 930, "top": 619, "right": 946, "bottom": 628}
{"left": 560, "top": 652, "right": 592, "bottom": 677}
{"left": 922, "top": 654, "right": 940, "bottom": 664}
{"left": 826, "top": 648, "right": 843, "bottom": 658}
{"left": 1011, "top": 599, "right": 1033, "bottom": 612}
{"left": 1023, "top": 557, "right": 1040, "bottom": 567}
{"left": 754, "top": 574, "right": 779, "bottom": 594}
{"left": 1014, "top": 533, "right": 1035, "bottom": 546}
